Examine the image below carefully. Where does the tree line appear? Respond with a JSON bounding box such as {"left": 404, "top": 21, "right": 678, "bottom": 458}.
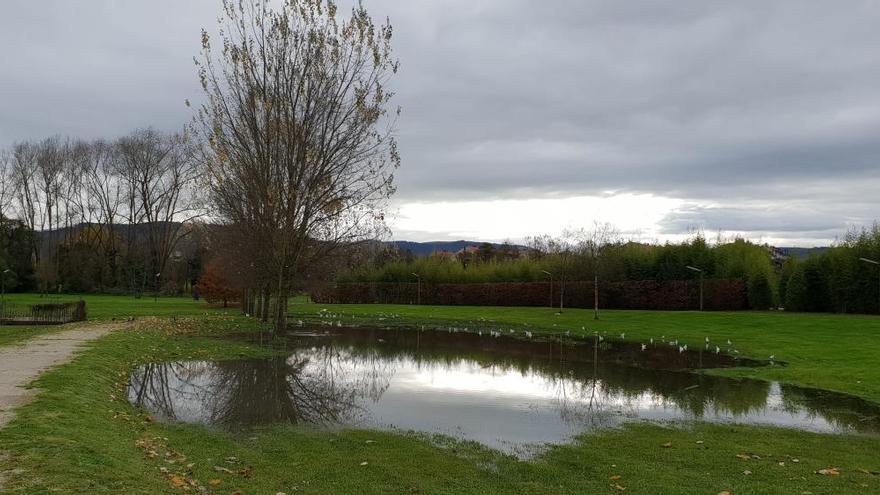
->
{"left": 1, "top": 0, "right": 401, "bottom": 337}
{"left": 339, "top": 225, "right": 880, "bottom": 315}
{"left": 0, "top": 129, "right": 202, "bottom": 294}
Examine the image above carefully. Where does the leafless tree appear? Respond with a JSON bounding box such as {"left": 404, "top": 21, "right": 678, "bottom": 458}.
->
{"left": 0, "top": 149, "right": 14, "bottom": 220}
{"left": 116, "top": 128, "right": 202, "bottom": 292}
{"left": 193, "top": 0, "right": 400, "bottom": 333}
{"left": 573, "top": 222, "right": 619, "bottom": 320}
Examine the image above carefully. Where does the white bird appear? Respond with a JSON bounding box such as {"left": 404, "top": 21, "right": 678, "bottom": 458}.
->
{"left": 715, "top": 346, "right": 720, "bottom": 354}
{"left": 598, "top": 336, "right": 604, "bottom": 342}
{"left": 620, "top": 333, "right": 626, "bottom": 340}
{"left": 727, "top": 339, "right": 732, "bottom": 345}
{"left": 769, "top": 355, "right": 775, "bottom": 360}
{"left": 565, "top": 330, "right": 570, "bottom": 336}
{"left": 650, "top": 338, "right": 654, "bottom": 344}
{"left": 678, "top": 346, "right": 685, "bottom": 353}
{"left": 641, "top": 344, "right": 647, "bottom": 351}
{"left": 705, "top": 336, "right": 710, "bottom": 343}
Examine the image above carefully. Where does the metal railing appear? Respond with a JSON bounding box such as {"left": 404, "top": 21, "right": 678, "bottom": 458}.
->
{"left": 0, "top": 301, "right": 87, "bottom": 325}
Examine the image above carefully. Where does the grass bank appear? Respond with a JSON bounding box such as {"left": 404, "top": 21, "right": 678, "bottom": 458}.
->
{"left": 0, "top": 315, "right": 877, "bottom": 494}
{"left": 291, "top": 303, "right": 880, "bottom": 402}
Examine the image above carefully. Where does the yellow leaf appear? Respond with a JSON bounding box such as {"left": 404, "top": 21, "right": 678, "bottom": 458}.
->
{"left": 208, "top": 479, "right": 222, "bottom": 486}
{"left": 816, "top": 468, "right": 840, "bottom": 476}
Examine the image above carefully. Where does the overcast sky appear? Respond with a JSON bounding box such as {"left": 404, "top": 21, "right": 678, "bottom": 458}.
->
{"left": 2, "top": 1, "right": 879, "bottom": 246}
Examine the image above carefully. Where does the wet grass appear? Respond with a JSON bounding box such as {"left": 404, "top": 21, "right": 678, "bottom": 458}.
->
{"left": 1, "top": 315, "right": 878, "bottom": 494}
{"left": 291, "top": 303, "right": 880, "bottom": 403}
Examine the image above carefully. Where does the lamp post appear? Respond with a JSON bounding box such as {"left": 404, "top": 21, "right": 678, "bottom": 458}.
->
{"left": 411, "top": 273, "right": 421, "bottom": 305}
{"left": 686, "top": 265, "right": 704, "bottom": 311}
{"left": 541, "top": 270, "right": 554, "bottom": 310}
{"left": 860, "top": 257, "right": 880, "bottom": 314}
{"left": 1, "top": 269, "right": 10, "bottom": 324}
{"left": 154, "top": 273, "right": 161, "bottom": 303}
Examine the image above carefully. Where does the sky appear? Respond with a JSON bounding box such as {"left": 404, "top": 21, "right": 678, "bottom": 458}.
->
{"left": 2, "top": 1, "right": 879, "bottom": 246}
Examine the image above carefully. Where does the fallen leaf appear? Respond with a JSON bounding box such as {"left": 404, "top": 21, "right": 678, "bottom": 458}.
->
{"left": 736, "top": 453, "right": 751, "bottom": 461}
{"left": 238, "top": 466, "right": 253, "bottom": 478}
{"left": 213, "top": 466, "right": 234, "bottom": 474}
{"left": 208, "top": 479, "right": 222, "bottom": 486}
{"left": 662, "top": 442, "right": 673, "bottom": 448}
{"left": 816, "top": 468, "right": 840, "bottom": 476}
{"left": 610, "top": 475, "right": 622, "bottom": 481}
{"left": 743, "top": 470, "right": 752, "bottom": 476}
{"left": 613, "top": 483, "right": 626, "bottom": 491}
{"left": 696, "top": 440, "right": 704, "bottom": 445}
{"left": 719, "top": 491, "right": 731, "bottom": 495}
{"left": 360, "top": 461, "right": 369, "bottom": 466}
{"left": 168, "top": 475, "right": 186, "bottom": 487}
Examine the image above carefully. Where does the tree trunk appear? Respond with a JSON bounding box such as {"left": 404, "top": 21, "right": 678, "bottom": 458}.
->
{"left": 273, "top": 294, "right": 287, "bottom": 334}
{"left": 594, "top": 274, "right": 599, "bottom": 320}
{"left": 261, "top": 286, "right": 270, "bottom": 322}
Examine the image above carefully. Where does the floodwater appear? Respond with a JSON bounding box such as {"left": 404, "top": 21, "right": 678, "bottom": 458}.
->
{"left": 128, "top": 327, "right": 880, "bottom": 454}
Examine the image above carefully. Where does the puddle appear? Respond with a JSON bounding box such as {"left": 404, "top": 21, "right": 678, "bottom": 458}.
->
{"left": 128, "top": 327, "right": 880, "bottom": 454}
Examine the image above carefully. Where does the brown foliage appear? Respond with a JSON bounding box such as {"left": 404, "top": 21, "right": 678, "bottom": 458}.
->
{"left": 198, "top": 261, "right": 238, "bottom": 307}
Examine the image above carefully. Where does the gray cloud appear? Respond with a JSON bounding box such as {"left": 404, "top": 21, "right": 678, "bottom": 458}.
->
{"left": 1, "top": 0, "right": 879, "bottom": 244}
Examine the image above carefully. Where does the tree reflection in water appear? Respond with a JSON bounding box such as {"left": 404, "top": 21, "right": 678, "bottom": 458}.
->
{"left": 128, "top": 327, "right": 880, "bottom": 450}
{"left": 129, "top": 348, "right": 394, "bottom": 428}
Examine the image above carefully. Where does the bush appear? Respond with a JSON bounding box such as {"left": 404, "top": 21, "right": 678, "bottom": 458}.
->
{"left": 747, "top": 273, "right": 774, "bottom": 310}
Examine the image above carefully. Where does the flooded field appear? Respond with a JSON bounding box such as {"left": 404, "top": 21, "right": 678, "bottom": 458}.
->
{"left": 129, "top": 327, "right": 880, "bottom": 454}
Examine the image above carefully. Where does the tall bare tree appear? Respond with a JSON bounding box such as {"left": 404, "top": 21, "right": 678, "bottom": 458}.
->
{"left": 0, "top": 149, "right": 13, "bottom": 220}
{"left": 117, "top": 128, "right": 201, "bottom": 293}
{"left": 194, "top": 0, "right": 400, "bottom": 333}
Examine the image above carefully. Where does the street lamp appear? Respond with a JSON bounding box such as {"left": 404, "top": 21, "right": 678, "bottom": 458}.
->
{"left": 860, "top": 258, "right": 880, "bottom": 314}
{"left": 686, "top": 265, "right": 704, "bottom": 311}
{"left": 541, "top": 270, "right": 554, "bottom": 310}
{"left": 154, "top": 273, "right": 161, "bottom": 303}
{"left": 1, "top": 269, "right": 11, "bottom": 324}
{"left": 411, "top": 273, "right": 421, "bottom": 305}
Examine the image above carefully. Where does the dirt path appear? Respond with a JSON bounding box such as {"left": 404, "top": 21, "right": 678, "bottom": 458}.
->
{"left": 0, "top": 322, "right": 122, "bottom": 428}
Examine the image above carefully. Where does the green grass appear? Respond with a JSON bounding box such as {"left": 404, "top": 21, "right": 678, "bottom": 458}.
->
{"left": 290, "top": 304, "right": 880, "bottom": 402}
{"left": 1, "top": 293, "right": 223, "bottom": 320}
{"left": 1, "top": 315, "right": 878, "bottom": 494}
{"left": 0, "top": 294, "right": 228, "bottom": 346}
{"left": 2, "top": 298, "right": 880, "bottom": 493}
{"left": 0, "top": 325, "right": 69, "bottom": 347}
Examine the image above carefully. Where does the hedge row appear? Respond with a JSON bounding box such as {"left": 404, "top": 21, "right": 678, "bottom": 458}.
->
{"left": 311, "top": 279, "right": 749, "bottom": 311}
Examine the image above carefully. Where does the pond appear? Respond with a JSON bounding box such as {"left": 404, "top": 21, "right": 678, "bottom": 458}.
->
{"left": 128, "top": 326, "right": 880, "bottom": 455}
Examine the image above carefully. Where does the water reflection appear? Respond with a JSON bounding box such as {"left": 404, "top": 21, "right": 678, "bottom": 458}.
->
{"left": 128, "top": 327, "right": 880, "bottom": 453}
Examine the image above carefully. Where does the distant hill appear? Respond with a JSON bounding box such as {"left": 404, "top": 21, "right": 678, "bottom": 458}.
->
{"left": 779, "top": 247, "right": 830, "bottom": 259}
{"left": 389, "top": 240, "right": 522, "bottom": 257}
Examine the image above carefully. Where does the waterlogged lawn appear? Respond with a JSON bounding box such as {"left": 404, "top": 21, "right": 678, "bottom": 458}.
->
{"left": 292, "top": 303, "right": 880, "bottom": 402}
{"left": 1, "top": 316, "right": 878, "bottom": 494}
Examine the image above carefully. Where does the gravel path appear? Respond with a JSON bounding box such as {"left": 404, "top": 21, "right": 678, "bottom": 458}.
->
{"left": 0, "top": 322, "right": 121, "bottom": 428}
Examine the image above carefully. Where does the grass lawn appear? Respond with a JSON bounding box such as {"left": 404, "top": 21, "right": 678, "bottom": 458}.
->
{"left": 1, "top": 293, "right": 224, "bottom": 320}
{"left": 0, "top": 294, "right": 225, "bottom": 347}
{"left": 1, "top": 297, "right": 879, "bottom": 493}
{"left": 1, "top": 315, "right": 878, "bottom": 494}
